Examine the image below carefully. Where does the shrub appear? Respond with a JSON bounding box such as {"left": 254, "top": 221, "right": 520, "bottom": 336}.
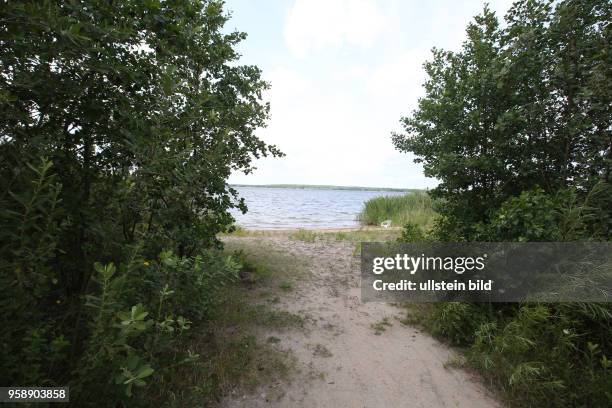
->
{"left": 427, "top": 303, "right": 492, "bottom": 346}
{"left": 469, "top": 303, "right": 612, "bottom": 407}
{"left": 397, "top": 222, "right": 426, "bottom": 242}
{"left": 412, "top": 301, "right": 612, "bottom": 406}
{"left": 0, "top": 158, "right": 64, "bottom": 386}
{"left": 471, "top": 184, "right": 612, "bottom": 242}
{"left": 73, "top": 250, "right": 240, "bottom": 404}
{"left": 393, "top": 0, "right": 612, "bottom": 405}
{"left": 0, "top": 0, "right": 278, "bottom": 403}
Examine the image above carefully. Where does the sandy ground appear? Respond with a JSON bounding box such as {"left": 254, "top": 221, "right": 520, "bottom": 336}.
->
{"left": 222, "top": 236, "right": 500, "bottom": 408}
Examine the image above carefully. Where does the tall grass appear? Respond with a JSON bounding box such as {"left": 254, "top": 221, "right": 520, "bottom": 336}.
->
{"left": 357, "top": 191, "right": 436, "bottom": 228}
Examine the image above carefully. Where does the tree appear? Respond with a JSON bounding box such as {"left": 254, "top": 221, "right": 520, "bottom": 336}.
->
{"left": 393, "top": 0, "right": 611, "bottom": 240}
{"left": 393, "top": 3, "right": 612, "bottom": 405}
{"left": 1, "top": 0, "right": 281, "bottom": 291}
{"left": 0, "top": 1, "right": 281, "bottom": 397}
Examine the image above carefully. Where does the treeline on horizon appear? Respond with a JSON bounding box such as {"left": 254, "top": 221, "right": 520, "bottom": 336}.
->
{"left": 231, "top": 183, "right": 424, "bottom": 192}
{"left": 0, "top": 0, "right": 610, "bottom": 407}
{"left": 390, "top": 0, "right": 611, "bottom": 406}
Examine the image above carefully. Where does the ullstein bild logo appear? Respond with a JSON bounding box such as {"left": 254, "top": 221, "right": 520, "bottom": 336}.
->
{"left": 361, "top": 242, "right": 612, "bottom": 303}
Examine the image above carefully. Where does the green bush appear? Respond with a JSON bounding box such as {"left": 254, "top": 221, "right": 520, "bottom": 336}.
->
{"left": 290, "top": 229, "right": 318, "bottom": 243}
{"left": 0, "top": 158, "right": 65, "bottom": 386}
{"left": 474, "top": 185, "right": 612, "bottom": 242}
{"left": 72, "top": 251, "right": 240, "bottom": 404}
{"left": 415, "top": 301, "right": 612, "bottom": 406}
{"left": 428, "top": 303, "right": 492, "bottom": 346}
{"left": 393, "top": 1, "right": 612, "bottom": 405}
{"left": 0, "top": 0, "right": 279, "bottom": 404}
{"left": 0, "top": 165, "right": 241, "bottom": 403}
{"left": 397, "top": 222, "right": 426, "bottom": 242}
{"left": 468, "top": 303, "right": 612, "bottom": 407}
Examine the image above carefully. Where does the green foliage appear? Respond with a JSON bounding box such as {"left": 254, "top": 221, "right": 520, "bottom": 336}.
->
{"left": 0, "top": 158, "right": 64, "bottom": 386}
{"left": 397, "top": 222, "right": 426, "bottom": 242}
{"left": 479, "top": 188, "right": 560, "bottom": 242}
{"left": 279, "top": 281, "right": 293, "bottom": 291}
{"left": 468, "top": 303, "right": 612, "bottom": 407}
{"left": 475, "top": 183, "right": 612, "bottom": 242}
{"left": 371, "top": 317, "right": 393, "bottom": 335}
{"left": 1, "top": 0, "right": 281, "bottom": 285}
{"left": 358, "top": 191, "right": 436, "bottom": 228}
{"left": 428, "top": 303, "right": 492, "bottom": 346}
{"left": 412, "top": 301, "right": 612, "bottom": 406}
{"left": 73, "top": 251, "right": 239, "bottom": 403}
{"left": 393, "top": 0, "right": 611, "bottom": 241}
{"left": 0, "top": 0, "right": 277, "bottom": 404}
{"left": 290, "top": 228, "right": 318, "bottom": 243}
{"left": 394, "top": 0, "right": 612, "bottom": 405}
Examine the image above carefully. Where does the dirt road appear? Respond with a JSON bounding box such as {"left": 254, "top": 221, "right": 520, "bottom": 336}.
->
{"left": 222, "top": 236, "right": 500, "bottom": 408}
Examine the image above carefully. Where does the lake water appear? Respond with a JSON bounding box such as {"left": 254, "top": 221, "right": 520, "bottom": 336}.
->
{"left": 231, "top": 186, "right": 406, "bottom": 229}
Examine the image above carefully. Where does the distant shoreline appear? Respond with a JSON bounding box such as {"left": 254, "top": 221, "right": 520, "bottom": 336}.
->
{"left": 230, "top": 183, "right": 425, "bottom": 193}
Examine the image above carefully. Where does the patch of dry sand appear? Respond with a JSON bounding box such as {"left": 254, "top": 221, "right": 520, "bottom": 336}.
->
{"left": 222, "top": 236, "right": 500, "bottom": 408}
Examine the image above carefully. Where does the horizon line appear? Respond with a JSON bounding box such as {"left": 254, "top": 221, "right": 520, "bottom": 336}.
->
{"left": 230, "top": 183, "right": 428, "bottom": 191}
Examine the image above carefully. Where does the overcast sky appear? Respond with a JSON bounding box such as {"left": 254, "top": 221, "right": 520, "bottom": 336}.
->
{"left": 225, "top": 0, "right": 513, "bottom": 189}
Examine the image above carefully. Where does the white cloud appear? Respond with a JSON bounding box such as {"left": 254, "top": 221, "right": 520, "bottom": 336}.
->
{"left": 228, "top": 0, "right": 516, "bottom": 189}
{"left": 231, "top": 62, "right": 435, "bottom": 189}
{"left": 284, "top": 0, "right": 392, "bottom": 58}
{"left": 366, "top": 50, "right": 429, "bottom": 109}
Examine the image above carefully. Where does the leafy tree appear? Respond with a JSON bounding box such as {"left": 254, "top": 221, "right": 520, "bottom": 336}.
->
{"left": 393, "top": 0, "right": 611, "bottom": 240}
{"left": 1, "top": 0, "right": 280, "bottom": 288}
{"left": 0, "top": 0, "right": 280, "bottom": 401}
{"left": 394, "top": 1, "right": 612, "bottom": 405}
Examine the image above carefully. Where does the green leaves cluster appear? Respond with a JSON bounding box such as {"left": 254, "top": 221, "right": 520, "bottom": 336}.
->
{"left": 394, "top": 1, "right": 612, "bottom": 405}
{"left": 1, "top": 0, "right": 277, "bottom": 404}
{"left": 1, "top": 0, "right": 281, "bottom": 280}
{"left": 393, "top": 0, "right": 611, "bottom": 240}
{"left": 74, "top": 253, "right": 239, "bottom": 403}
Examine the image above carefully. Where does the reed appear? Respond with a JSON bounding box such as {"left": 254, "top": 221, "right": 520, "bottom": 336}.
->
{"left": 357, "top": 191, "right": 436, "bottom": 228}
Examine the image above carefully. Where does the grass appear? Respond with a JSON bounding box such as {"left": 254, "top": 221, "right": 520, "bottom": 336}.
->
{"left": 223, "top": 239, "right": 309, "bottom": 281}
{"left": 311, "top": 343, "right": 333, "bottom": 358}
{"left": 330, "top": 228, "right": 402, "bottom": 242}
{"left": 279, "top": 281, "right": 293, "bottom": 291}
{"left": 357, "top": 191, "right": 436, "bottom": 229}
{"left": 443, "top": 355, "right": 467, "bottom": 370}
{"left": 399, "top": 303, "right": 434, "bottom": 327}
{"left": 221, "top": 225, "right": 273, "bottom": 237}
{"left": 400, "top": 302, "right": 612, "bottom": 407}
{"left": 289, "top": 227, "right": 402, "bottom": 243}
{"left": 290, "top": 228, "right": 318, "bottom": 242}
{"left": 288, "top": 227, "right": 402, "bottom": 258}
{"left": 371, "top": 317, "right": 393, "bottom": 335}
{"left": 155, "top": 287, "right": 299, "bottom": 405}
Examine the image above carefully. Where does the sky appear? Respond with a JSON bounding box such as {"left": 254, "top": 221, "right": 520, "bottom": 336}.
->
{"left": 225, "top": 0, "right": 513, "bottom": 189}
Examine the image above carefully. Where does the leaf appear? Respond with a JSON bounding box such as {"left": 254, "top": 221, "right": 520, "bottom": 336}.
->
{"left": 135, "top": 365, "right": 154, "bottom": 380}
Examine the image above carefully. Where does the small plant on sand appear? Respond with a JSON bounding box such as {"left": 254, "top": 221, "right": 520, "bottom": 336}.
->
{"left": 311, "top": 343, "right": 333, "bottom": 358}
{"left": 279, "top": 281, "right": 293, "bottom": 291}
{"left": 267, "top": 336, "right": 282, "bottom": 344}
{"left": 290, "top": 229, "right": 318, "bottom": 242}
{"left": 371, "top": 317, "right": 393, "bottom": 335}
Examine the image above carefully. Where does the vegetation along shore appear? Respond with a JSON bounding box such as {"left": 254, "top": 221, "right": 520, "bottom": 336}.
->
{"left": 1, "top": 0, "right": 610, "bottom": 407}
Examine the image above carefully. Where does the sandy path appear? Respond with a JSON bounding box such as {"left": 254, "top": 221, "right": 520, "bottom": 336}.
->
{"left": 223, "top": 236, "right": 500, "bottom": 408}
